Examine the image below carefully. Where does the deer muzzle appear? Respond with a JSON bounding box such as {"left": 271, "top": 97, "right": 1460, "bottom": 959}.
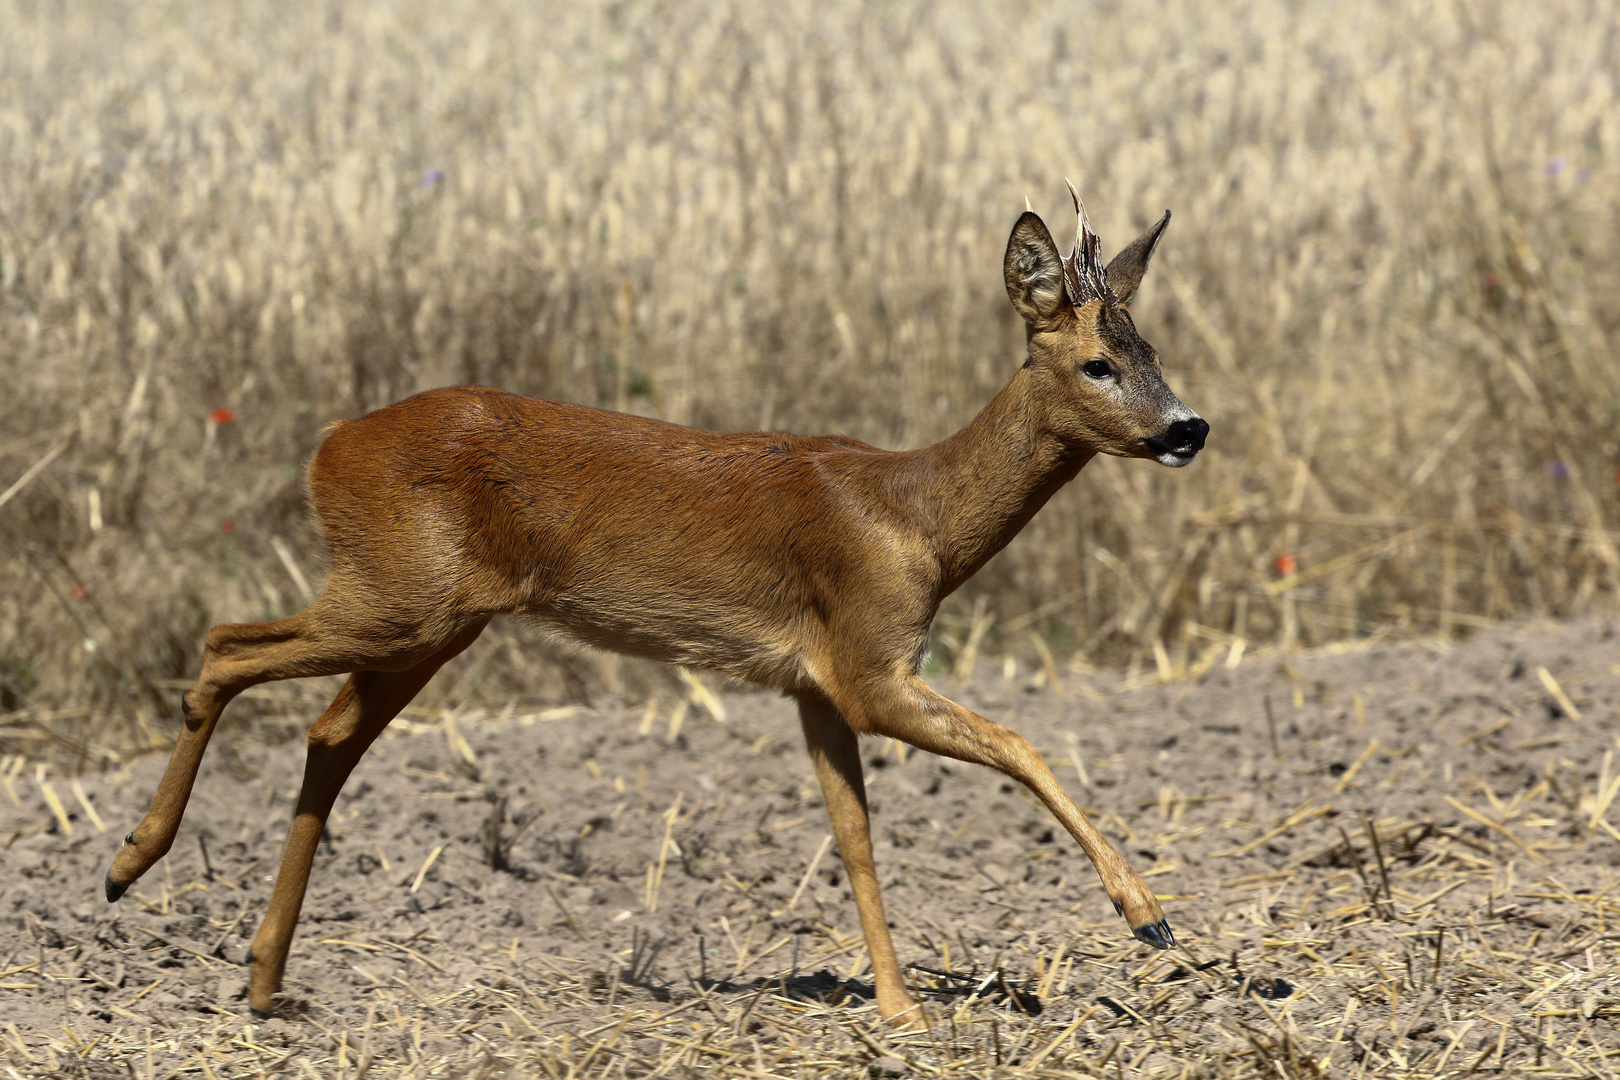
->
{"left": 1144, "top": 415, "right": 1209, "bottom": 467}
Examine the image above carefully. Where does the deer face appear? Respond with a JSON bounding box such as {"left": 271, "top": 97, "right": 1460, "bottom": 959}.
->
{"left": 1003, "top": 194, "right": 1208, "bottom": 466}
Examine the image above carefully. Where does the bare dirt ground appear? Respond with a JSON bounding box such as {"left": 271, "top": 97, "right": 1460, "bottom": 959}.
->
{"left": 2, "top": 616, "right": 1618, "bottom": 1078}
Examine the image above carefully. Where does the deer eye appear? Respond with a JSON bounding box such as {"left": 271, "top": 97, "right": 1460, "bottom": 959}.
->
{"left": 1081, "top": 360, "right": 1113, "bottom": 379}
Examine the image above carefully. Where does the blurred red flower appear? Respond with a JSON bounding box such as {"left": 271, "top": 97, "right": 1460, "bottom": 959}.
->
{"left": 72, "top": 585, "right": 87, "bottom": 600}
{"left": 210, "top": 408, "right": 238, "bottom": 425}
{"left": 1274, "top": 553, "right": 1298, "bottom": 576}
{"left": 221, "top": 520, "right": 235, "bottom": 534}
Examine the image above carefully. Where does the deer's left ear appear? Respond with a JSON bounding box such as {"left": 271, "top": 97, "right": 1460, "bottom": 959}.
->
{"left": 1104, "top": 210, "right": 1171, "bottom": 306}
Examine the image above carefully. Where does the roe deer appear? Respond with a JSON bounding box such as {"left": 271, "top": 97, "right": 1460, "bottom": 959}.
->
{"left": 105, "top": 182, "right": 1208, "bottom": 1025}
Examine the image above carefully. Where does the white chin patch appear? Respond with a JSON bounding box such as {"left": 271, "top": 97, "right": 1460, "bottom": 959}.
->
{"left": 1155, "top": 450, "right": 1196, "bottom": 468}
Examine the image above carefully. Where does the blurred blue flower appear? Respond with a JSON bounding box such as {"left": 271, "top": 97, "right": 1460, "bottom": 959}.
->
{"left": 1549, "top": 460, "right": 1571, "bottom": 478}
{"left": 421, "top": 168, "right": 446, "bottom": 188}
{"left": 1546, "top": 159, "right": 1565, "bottom": 176}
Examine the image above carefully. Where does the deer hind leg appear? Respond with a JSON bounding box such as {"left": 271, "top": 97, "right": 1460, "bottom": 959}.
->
{"left": 796, "top": 694, "right": 923, "bottom": 1028}
{"left": 247, "top": 617, "right": 488, "bottom": 1017}
{"left": 833, "top": 673, "right": 1173, "bottom": 951}
{"left": 106, "top": 584, "right": 467, "bottom": 903}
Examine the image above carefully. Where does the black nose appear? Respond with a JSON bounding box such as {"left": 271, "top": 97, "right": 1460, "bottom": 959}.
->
{"left": 1169, "top": 418, "right": 1209, "bottom": 452}
{"left": 1152, "top": 417, "right": 1208, "bottom": 456}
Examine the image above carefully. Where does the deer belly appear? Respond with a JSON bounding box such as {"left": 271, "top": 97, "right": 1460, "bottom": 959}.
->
{"left": 533, "top": 583, "right": 817, "bottom": 693}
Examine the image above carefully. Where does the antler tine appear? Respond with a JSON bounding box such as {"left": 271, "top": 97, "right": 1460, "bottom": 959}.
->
{"left": 1063, "top": 177, "right": 1091, "bottom": 250}
{"left": 1062, "top": 176, "right": 1111, "bottom": 304}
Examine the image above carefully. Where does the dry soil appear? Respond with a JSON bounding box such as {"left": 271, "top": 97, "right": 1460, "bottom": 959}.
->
{"left": 3, "top": 617, "right": 1618, "bottom": 1077}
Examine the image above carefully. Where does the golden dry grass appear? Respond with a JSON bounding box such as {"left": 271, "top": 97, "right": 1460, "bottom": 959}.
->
{"left": 0, "top": 0, "right": 1617, "bottom": 751}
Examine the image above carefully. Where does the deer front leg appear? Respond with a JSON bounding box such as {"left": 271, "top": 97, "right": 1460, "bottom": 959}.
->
{"left": 834, "top": 673, "right": 1173, "bottom": 950}
{"left": 796, "top": 694, "right": 923, "bottom": 1028}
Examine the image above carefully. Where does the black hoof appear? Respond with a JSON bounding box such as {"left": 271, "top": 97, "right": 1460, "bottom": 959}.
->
{"left": 250, "top": 1005, "right": 275, "bottom": 1020}
{"left": 104, "top": 872, "right": 127, "bottom": 903}
{"left": 124, "top": 832, "right": 134, "bottom": 845}
{"left": 1131, "top": 919, "right": 1176, "bottom": 950}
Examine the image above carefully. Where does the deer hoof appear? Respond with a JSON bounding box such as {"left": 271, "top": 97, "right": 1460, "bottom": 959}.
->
{"left": 1131, "top": 919, "right": 1176, "bottom": 950}
{"left": 250, "top": 1005, "right": 275, "bottom": 1020}
{"left": 104, "top": 871, "right": 127, "bottom": 903}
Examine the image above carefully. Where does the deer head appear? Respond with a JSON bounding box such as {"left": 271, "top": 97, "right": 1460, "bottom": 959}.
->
{"left": 1003, "top": 183, "right": 1208, "bottom": 467}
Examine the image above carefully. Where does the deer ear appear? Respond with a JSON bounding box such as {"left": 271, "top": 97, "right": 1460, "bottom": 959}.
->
{"left": 1003, "top": 212, "right": 1068, "bottom": 327}
{"left": 1104, "top": 210, "right": 1170, "bottom": 306}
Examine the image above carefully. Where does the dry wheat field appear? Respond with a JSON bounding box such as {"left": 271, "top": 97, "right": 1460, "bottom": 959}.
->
{"left": 0, "top": 0, "right": 1618, "bottom": 1075}
{"left": 2, "top": 0, "right": 1617, "bottom": 738}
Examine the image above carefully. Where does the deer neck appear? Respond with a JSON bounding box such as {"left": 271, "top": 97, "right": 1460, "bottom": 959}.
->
{"left": 913, "top": 367, "right": 1095, "bottom": 594}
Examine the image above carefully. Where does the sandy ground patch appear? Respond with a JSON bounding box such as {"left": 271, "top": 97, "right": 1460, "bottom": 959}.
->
{"left": 3, "top": 617, "right": 1617, "bottom": 1077}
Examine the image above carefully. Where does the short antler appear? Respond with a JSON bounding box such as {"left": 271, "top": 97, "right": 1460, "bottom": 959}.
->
{"left": 1060, "top": 178, "right": 1115, "bottom": 305}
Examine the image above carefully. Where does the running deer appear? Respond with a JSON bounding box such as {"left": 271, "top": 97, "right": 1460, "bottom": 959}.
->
{"left": 105, "top": 183, "right": 1208, "bottom": 1025}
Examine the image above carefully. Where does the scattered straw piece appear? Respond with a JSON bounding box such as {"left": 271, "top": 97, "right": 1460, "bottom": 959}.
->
{"left": 1536, "top": 665, "right": 1583, "bottom": 721}
{"left": 1064, "top": 732, "right": 1091, "bottom": 788}
{"left": 679, "top": 669, "right": 727, "bottom": 722}
{"left": 37, "top": 776, "right": 73, "bottom": 836}
{"left": 1444, "top": 797, "right": 1548, "bottom": 864}
{"left": 1334, "top": 738, "right": 1380, "bottom": 793}
{"left": 1219, "top": 801, "right": 1330, "bottom": 857}
{"left": 1028, "top": 632, "right": 1064, "bottom": 697}
{"left": 268, "top": 536, "right": 315, "bottom": 602}
{"left": 0, "top": 438, "right": 69, "bottom": 514}
{"left": 544, "top": 886, "right": 586, "bottom": 938}
{"left": 1588, "top": 749, "right": 1620, "bottom": 831}
{"left": 1022, "top": 1004, "right": 1097, "bottom": 1069}
{"left": 409, "top": 845, "right": 443, "bottom": 893}
{"left": 665, "top": 701, "right": 688, "bottom": 744}
{"left": 644, "top": 792, "right": 683, "bottom": 912}
{"left": 69, "top": 779, "right": 106, "bottom": 833}
{"left": 781, "top": 834, "right": 833, "bottom": 914}
{"left": 0, "top": 756, "right": 21, "bottom": 806}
